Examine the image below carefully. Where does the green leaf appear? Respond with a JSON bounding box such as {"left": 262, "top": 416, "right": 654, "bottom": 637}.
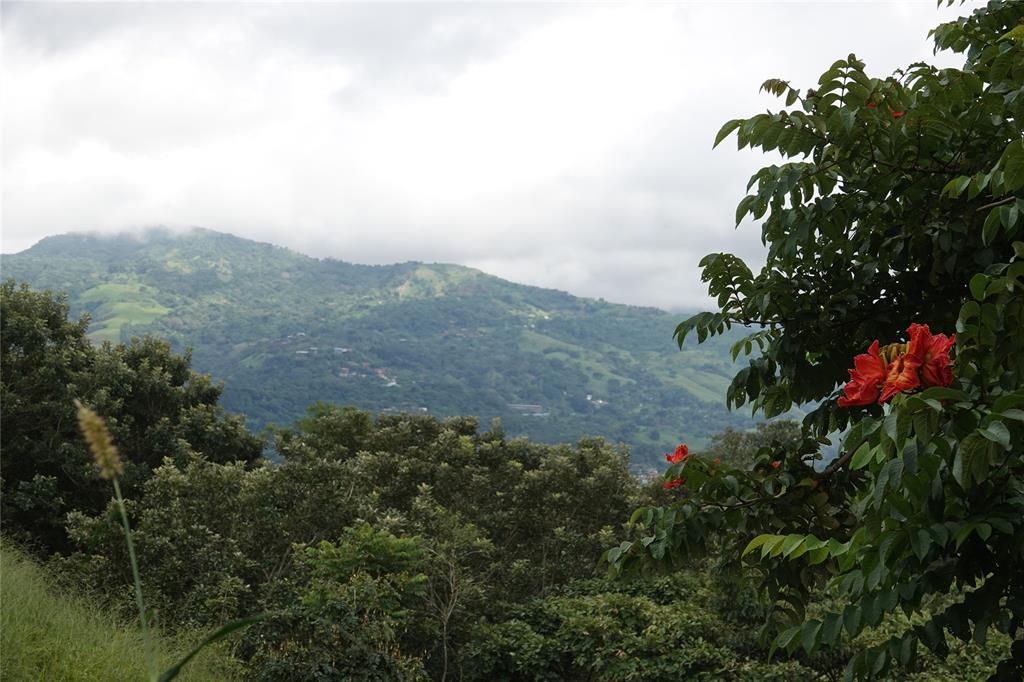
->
{"left": 983, "top": 208, "right": 1002, "bottom": 245}
{"left": 899, "top": 634, "right": 915, "bottom": 666}
{"left": 863, "top": 593, "right": 881, "bottom": 626}
{"left": 714, "top": 119, "right": 743, "bottom": 149}
{"left": 929, "top": 523, "right": 950, "bottom": 547}
{"left": 1001, "top": 139, "right": 1024, "bottom": 191}
{"left": 844, "top": 604, "right": 862, "bottom": 637}
{"left": 742, "top": 534, "right": 776, "bottom": 557}
{"left": 770, "top": 626, "right": 801, "bottom": 659}
{"left": 980, "top": 421, "right": 1010, "bottom": 448}
{"left": 970, "top": 273, "right": 989, "bottom": 301}
{"left": 781, "top": 534, "right": 806, "bottom": 558}
{"left": 802, "top": 619, "right": 823, "bottom": 655}
{"left": 941, "top": 175, "right": 970, "bottom": 198}
{"left": 807, "top": 546, "right": 831, "bottom": 565}
{"left": 839, "top": 107, "right": 856, "bottom": 132}
{"left": 911, "top": 529, "right": 932, "bottom": 561}
{"left": 957, "top": 432, "right": 994, "bottom": 488}
{"left": 762, "top": 535, "right": 785, "bottom": 559}
{"left": 919, "top": 387, "right": 970, "bottom": 402}
{"left": 735, "top": 195, "right": 756, "bottom": 225}
{"left": 850, "top": 442, "right": 875, "bottom": 470}
{"left": 988, "top": 517, "right": 1013, "bottom": 534}
{"left": 1001, "top": 202, "right": 1020, "bottom": 232}
{"left": 823, "top": 612, "right": 843, "bottom": 645}
{"left": 952, "top": 450, "right": 968, "bottom": 488}
{"left": 954, "top": 523, "right": 976, "bottom": 550}
{"left": 871, "top": 648, "right": 888, "bottom": 675}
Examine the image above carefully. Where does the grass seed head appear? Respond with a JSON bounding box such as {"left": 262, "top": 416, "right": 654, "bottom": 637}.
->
{"left": 74, "top": 400, "right": 123, "bottom": 479}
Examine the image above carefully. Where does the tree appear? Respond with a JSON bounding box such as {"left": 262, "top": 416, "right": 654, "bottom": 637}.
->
{"left": 607, "top": 3, "right": 1024, "bottom": 679}
{"left": 702, "top": 420, "right": 804, "bottom": 469}
{"left": 242, "top": 524, "right": 430, "bottom": 682}
{"left": 1, "top": 280, "right": 263, "bottom": 552}
{"left": 1, "top": 281, "right": 96, "bottom": 550}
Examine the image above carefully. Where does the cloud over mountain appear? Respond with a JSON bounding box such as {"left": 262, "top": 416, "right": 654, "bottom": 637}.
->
{"left": 2, "top": 2, "right": 964, "bottom": 309}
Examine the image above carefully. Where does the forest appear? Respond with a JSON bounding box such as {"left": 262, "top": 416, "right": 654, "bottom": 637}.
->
{"left": 2, "top": 227, "right": 759, "bottom": 473}
{"left": 2, "top": 1, "right": 1023, "bottom": 680}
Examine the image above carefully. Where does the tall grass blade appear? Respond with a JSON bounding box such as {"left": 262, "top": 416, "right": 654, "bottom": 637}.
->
{"left": 157, "top": 616, "right": 263, "bottom": 682}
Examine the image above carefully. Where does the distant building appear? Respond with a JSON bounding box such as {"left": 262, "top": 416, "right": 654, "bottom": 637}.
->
{"left": 508, "top": 403, "right": 543, "bottom": 413}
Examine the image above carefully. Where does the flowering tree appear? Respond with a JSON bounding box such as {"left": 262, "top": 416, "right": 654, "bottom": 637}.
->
{"left": 606, "top": 2, "right": 1024, "bottom": 679}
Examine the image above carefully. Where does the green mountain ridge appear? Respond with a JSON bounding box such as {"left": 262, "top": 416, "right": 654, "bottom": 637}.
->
{"left": 3, "top": 227, "right": 762, "bottom": 470}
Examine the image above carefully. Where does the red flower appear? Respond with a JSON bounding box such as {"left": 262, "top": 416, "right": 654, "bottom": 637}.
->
{"left": 713, "top": 457, "right": 721, "bottom": 465}
{"left": 663, "top": 478, "right": 685, "bottom": 490}
{"left": 866, "top": 101, "right": 877, "bottom": 109}
{"left": 665, "top": 443, "right": 689, "bottom": 464}
{"left": 879, "top": 351, "right": 922, "bottom": 403}
{"left": 837, "top": 340, "right": 887, "bottom": 407}
{"left": 891, "top": 111, "right": 905, "bottom": 119}
{"left": 906, "top": 323, "right": 955, "bottom": 388}
{"left": 771, "top": 460, "right": 781, "bottom": 470}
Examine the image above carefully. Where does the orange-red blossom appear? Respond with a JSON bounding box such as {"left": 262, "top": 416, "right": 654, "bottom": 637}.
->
{"left": 838, "top": 323, "right": 954, "bottom": 408}
{"left": 663, "top": 443, "right": 688, "bottom": 489}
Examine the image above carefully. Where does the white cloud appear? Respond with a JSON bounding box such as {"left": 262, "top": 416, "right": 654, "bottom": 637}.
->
{"left": 1, "top": 1, "right": 972, "bottom": 309}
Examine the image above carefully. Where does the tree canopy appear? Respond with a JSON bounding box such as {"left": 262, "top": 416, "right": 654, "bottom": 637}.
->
{"left": 1, "top": 280, "right": 263, "bottom": 552}
{"left": 607, "top": 2, "right": 1024, "bottom": 679}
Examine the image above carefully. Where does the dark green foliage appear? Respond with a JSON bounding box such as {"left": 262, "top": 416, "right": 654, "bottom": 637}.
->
{"left": 58, "top": 402, "right": 645, "bottom": 678}
{"left": 3, "top": 282, "right": 1010, "bottom": 680}
{"left": 1, "top": 281, "right": 96, "bottom": 550}
{"left": 610, "top": 3, "right": 1024, "bottom": 679}
{"left": 0, "top": 281, "right": 262, "bottom": 552}
{"left": 243, "top": 525, "right": 430, "bottom": 682}
{"left": 464, "top": 573, "right": 816, "bottom": 681}
{"left": 2, "top": 228, "right": 759, "bottom": 470}
{"left": 701, "top": 420, "right": 803, "bottom": 469}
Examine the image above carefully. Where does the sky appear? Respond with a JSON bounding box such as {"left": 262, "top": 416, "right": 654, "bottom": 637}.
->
{"left": 1, "top": 1, "right": 972, "bottom": 310}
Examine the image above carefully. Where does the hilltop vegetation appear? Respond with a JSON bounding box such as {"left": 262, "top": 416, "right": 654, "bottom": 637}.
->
{"left": 2, "top": 228, "right": 757, "bottom": 470}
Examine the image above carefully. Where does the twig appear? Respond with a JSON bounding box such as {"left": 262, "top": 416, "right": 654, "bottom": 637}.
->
{"left": 817, "top": 450, "right": 854, "bottom": 482}
{"left": 974, "top": 196, "right": 1017, "bottom": 213}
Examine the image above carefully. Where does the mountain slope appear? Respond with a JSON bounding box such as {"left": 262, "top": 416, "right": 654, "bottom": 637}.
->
{"left": 2, "top": 228, "right": 761, "bottom": 470}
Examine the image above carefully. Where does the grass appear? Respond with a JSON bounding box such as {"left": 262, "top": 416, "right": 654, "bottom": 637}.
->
{"left": 0, "top": 545, "right": 242, "bottom": 682}
{"left": 79, "top": 282, "right": 170, "bottom": 343}
{"left": 519, "top": 329, "right": 636, "bottom": 394}
{"left": 396, "top": 265, "right": 481, "bottom": 299}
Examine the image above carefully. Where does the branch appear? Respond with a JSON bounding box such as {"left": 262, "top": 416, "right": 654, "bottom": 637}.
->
{"left": 817, "top": 449, "right": 854, "bottom": 482}
{"left": 974, "top": 196, "right": 1017, "bottom": 213}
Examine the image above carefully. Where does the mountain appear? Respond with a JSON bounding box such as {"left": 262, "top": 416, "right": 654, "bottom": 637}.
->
{"left": 2, "top": 228, "right": 763, "bottom": 470}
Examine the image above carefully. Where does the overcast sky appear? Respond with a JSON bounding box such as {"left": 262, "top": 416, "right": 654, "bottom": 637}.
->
{"left": 2, "top": 1, "right": 971, "bottom": 310}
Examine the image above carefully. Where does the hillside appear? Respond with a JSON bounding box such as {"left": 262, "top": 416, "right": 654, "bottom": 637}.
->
{"left": 0, "top": 545, "right": 240, "bottom": 681}
{"left": 2, "top": 228, "right": 762, "bottom": 470}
